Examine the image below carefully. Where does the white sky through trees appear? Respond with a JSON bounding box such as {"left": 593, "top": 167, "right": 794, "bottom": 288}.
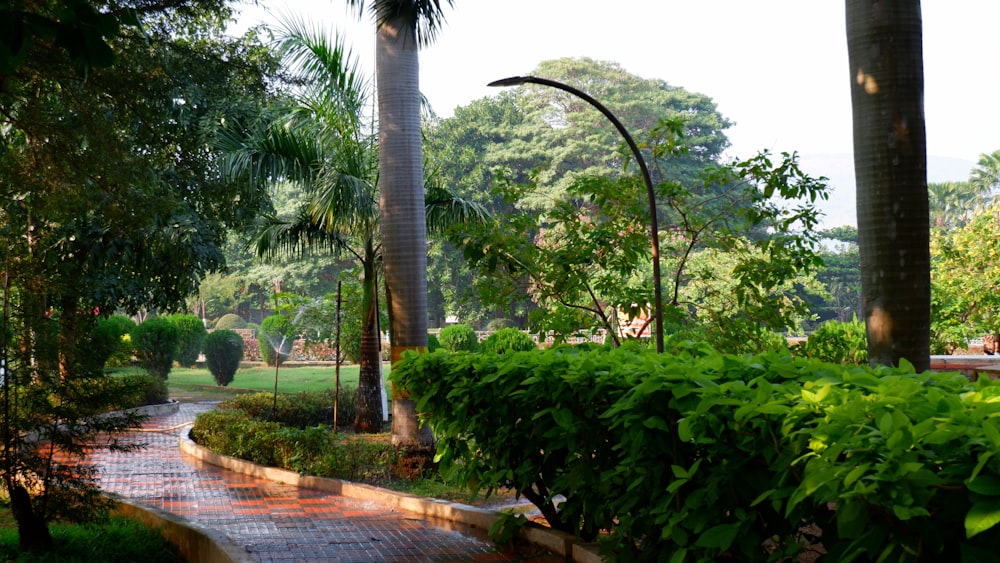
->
{"left": 234, "top": 0, "right": 999, "bottom": 227}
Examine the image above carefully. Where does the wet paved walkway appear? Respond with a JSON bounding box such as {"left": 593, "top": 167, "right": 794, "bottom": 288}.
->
{"left": 88, "top": 403, "right": 558, "bottom": 562}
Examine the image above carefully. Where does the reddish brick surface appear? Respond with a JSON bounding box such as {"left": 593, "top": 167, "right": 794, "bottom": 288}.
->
{"left": 88, "top": 403, "right": 561, "bottom": 563}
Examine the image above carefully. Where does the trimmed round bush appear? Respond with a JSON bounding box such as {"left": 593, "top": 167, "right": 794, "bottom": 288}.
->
{"left": 95, "top": 314, "right": 137, "bottom": 368}
{"left": 486, "top": 318, "right": 517, "bottom": 331}
{"left": 258, "top": 314, "right": 296, "bottom": 367}
{"left": 131, "top": 317, "right": 179, "bottom": 379}
{"left": 215, "top": 313, "right": 248, "bottom": 330}
{"left": 438, "top": 324, "right": 478, "bottom": 352}
{"left": 480, "top": 328, "right": 535, "bottom": 355}
{"left": 204, "top": 329, "right": 244, "bottom": 386}
{"left": 91, "top": 315, "right": 135, "bottom": 369}
{"left": 168, "top": 313, "right": 207, "bottom": 368}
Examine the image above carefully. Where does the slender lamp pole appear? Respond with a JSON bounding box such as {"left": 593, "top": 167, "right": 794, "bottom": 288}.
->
{"left": 488, "top": 76, "right": 664, "bottom": 353}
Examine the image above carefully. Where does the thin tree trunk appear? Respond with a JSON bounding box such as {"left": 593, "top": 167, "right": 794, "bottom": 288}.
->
{"left": 355, "top": 255, "right": 383, "bottom": 432}
{"left": 10, "top": 485, "right": 51, "bottom": 551}
{"left": 846, "top": 0, "right": 930, "bottom": 370}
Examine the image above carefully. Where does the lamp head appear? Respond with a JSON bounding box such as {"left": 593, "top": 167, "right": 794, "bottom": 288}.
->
{"left": 488, "top": 76, "right": 531, "bottom": 87}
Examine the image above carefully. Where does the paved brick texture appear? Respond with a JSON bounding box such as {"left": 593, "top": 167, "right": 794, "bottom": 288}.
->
{"left": 89, "top": 403, "right": 560, "bottom": 563}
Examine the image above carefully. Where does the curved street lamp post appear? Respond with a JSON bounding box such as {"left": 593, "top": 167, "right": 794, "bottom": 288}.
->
{"left": 488, "top": 76, "right": 665, "bottom": 353}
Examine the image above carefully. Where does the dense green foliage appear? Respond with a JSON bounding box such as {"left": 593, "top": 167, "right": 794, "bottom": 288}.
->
{"left": 479, "top": 328, "right": 536, "bottom": 355}
{"left": 930, "top": 204, "right": 1000, "bottom": 353}
{"left": 130, "top": 317, "right": 179, "bottom": 380}
{"left": 214, "top": 313, "right": 248, "bottom": 331}
{"left": 794, "top": 318, "right": 869, "bottom": 365}
{"left": 393, "top": 344, "right": 1000, "bottom": 561}
{"left": 438, "top": 324, "right": 478, "bottom": 352}
{"left": 258, "top": 315, "right": 296, "bottom": 367}
{"left": 167, "top": 314, "right": 207, "bottom": 368}
{"left": 203, "top": 330, "right": 244, "bottom": 386}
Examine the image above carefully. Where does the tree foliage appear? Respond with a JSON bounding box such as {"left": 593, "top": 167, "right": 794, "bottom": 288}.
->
{"left": 0, "top": 2, "right": 279, "bottom": 550}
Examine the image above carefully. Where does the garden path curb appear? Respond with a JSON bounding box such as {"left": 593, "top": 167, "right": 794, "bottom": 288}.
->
{"left": 178, "top": 427, "right": 604, "bottom": 563}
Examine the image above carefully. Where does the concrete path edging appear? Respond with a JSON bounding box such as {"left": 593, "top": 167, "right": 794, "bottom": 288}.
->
{"left": 178, "top": 428, "right": 603, "bottom": 563}
{"left": 111, "top": 498, "right": 255, "bottom": 563}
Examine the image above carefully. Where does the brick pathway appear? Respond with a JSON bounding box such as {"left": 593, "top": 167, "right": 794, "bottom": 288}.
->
{"left": 89, "top": 402, "right": 559, "bottom": 562}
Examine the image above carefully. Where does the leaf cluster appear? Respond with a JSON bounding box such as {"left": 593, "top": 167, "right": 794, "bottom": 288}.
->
{"left": 392, "top": 344, "right": 1000, "bottom": 561}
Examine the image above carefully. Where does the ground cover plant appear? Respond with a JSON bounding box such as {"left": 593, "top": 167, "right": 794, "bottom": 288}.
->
{"left": 391, "top": 341, "right": 1000, "bottom": 562}
{"left": 189, "top": 389, "right": 438, "bottom": 487}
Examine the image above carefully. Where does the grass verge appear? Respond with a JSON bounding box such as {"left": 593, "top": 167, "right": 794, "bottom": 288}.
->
{"left": 0, "top": 509, "right": 183, "bottom": 563}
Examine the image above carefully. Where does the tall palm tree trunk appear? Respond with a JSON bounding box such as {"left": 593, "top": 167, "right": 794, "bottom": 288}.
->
{"left": 846, "top": 0, "right": 930, "bottom": 370}
{"left": 375, "top": 16, "right": 432, "bottom": 447}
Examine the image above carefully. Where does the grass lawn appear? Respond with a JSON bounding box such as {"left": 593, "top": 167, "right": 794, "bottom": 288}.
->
{"left": 113, "top": 363, "right": 390, "bottom": 401}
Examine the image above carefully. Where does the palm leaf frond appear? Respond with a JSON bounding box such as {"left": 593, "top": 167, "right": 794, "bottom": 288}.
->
{"left": 249, "top": 209, "right": 354, "bottom": 262}
{"left": 425, "top": 184, "right": 489, "bottom": 235}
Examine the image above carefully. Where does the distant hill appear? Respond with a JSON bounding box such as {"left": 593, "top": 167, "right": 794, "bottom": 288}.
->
{"left": 795, "top": 154, "right": 975, "bottom": 229}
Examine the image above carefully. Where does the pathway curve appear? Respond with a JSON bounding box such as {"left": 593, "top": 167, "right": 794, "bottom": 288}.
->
{"left": 89, "top": 402, "right": 556, "bottom": 562}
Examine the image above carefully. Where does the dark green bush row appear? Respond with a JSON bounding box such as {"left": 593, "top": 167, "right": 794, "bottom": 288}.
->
{"left": 391, "top": 342, "right": 1000, "bottom": 562}
{"left": 220, "top": 388, "right": 355, "bottom": 429}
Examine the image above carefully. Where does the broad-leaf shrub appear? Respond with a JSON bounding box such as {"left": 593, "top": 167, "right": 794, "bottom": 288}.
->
{"left": 795, "top": 317, "right": 868, "bottom": 365}
{"left": 479, "top": 328, "right": 535, "bottom": 354}
{"left": 203, "top": 329, "right": 243, "bottom": 386}
{"left": 391, "top": 343, "right": 1000, "bottom": 561}
{"left": 130, "top": 317, "right": 179, "bottom": 379}
{"left": 438, "top": 323, "right": 478, "bottom": 352}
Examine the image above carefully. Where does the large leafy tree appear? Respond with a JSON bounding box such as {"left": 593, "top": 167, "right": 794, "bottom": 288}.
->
{"left": 929, "top": 205, "right": 1000, "bottom": 353}
{"left": 846, "top": 0, "right": 930, "bottom": 370}
{"left": 423, "top": 59, "right": 735, "bottom": 330}
{"left": 345, "top": 0, "right": 454, "bottom": 447}
{"left": 1, "top": 0, "right": 278, "bottom": 550}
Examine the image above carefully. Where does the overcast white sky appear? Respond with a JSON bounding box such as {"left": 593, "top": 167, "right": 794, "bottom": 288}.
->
{"left": 233, "top": 1, "right": 1000, "bottom": 226}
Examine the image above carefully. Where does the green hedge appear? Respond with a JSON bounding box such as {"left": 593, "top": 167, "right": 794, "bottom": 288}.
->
{"left": 391, "top": 342, "right": 1000, "bottom": 561}
{"left": 189, "top": 389, "right": 419, "bottom": 484}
